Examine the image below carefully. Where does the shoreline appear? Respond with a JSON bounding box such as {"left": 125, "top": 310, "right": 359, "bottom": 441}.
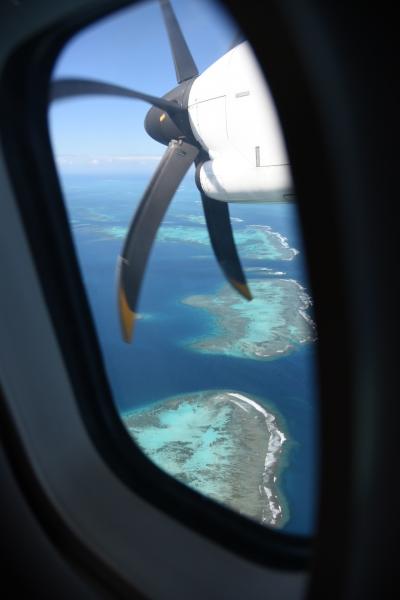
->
{"left": 181, "top": 278, "right": 317, "bottom": 361}
{"left": 122, "top": 389, "right": 291, "bottom": 528}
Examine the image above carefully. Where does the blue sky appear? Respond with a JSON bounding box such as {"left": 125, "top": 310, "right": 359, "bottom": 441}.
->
{"left": 49, "top": 0, "right": 236, "bottom": 173}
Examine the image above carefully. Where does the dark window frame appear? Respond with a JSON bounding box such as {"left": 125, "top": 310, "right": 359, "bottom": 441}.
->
{"left": 0, "top": 0, "right": 325, "bottom": 572}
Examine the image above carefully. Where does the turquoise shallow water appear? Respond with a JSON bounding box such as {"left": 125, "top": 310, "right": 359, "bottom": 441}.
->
{"left": 183, "top": 278, "right": 316, "bottom": 360}
{"left": 92, "top": 221, "right": 297, "bottom": 262}
{"left": 123, "top": 390, "right": 290, "bottom": 526}
{"left": 60, "top": 172, "right": 318, "bottom": 536}
{"left": 127, "top": 398, "right": 233, "bottom": 482}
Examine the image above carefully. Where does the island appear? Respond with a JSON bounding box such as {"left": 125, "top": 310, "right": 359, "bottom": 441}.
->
{"left": 182, "top": 279, "right": 317, "bottom": 360}
{"left": 156, "top": 223, "right": 298, "bottom": 261}
{"left": 122, "top": 390, "right": 290, "bottom": 527}
{"left": 90, "top": 215, "right": 298, "bottom": 262}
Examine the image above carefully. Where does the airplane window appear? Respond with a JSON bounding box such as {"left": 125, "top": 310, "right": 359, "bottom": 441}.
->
{"left": 48, "top": 0, "right": 318, "bottom": 536}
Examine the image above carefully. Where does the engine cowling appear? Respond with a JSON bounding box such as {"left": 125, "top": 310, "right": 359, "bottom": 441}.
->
{"left": 188, "top": 41, "right": 294, "bottom": 203}
{"left": 196, "top": 157, "right": 293, "bottom": 203}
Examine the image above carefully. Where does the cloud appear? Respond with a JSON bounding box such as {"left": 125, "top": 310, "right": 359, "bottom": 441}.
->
{"left": 55, "top": 154, "right": 161, "bottom": 165}
{"left": 54, "top": 154, "right": 162, "bottom": 173}
{"left": 55, "top": 155, "right": 75, "bottom": 165}
{"left": 111, "top": 155, "right": 162, "bottom": 162}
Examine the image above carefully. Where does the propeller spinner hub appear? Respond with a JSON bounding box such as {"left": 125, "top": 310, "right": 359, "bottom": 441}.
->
{"left": 144, "top": 105, "right": 184, "bottom": 146}
{"left": 144, "top": 79, "right": 197, "bottom": 147}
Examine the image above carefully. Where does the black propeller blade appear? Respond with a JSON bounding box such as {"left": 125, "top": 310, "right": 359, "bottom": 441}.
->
{"left": 201, "top": 192, "right": 252, "bottom": 301}
{"left": 117, "top": 140, "right": 199, "bottom": 342}
{"left": 159, "top": 0, "right": 199, "bottom": 83}
{"left": 50, "top": 78, "right": 183, "bottom": 115}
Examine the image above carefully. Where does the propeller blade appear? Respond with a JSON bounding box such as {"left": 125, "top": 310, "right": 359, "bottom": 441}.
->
{"left": 117, "top": 140, "right": 199, "bottom": 342}
{"left": 201, "top": 192, "right": 252, "bottom": 301}
{"left": 159, "top": 0, "right": 199, "bottom": 83}
{"left": 50, "top": 78, "right": 183, "bottom": 115}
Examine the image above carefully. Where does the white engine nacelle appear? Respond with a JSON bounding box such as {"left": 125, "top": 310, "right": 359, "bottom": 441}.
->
{"left": 188, "top": 42, "right": 294, "bottom": 203}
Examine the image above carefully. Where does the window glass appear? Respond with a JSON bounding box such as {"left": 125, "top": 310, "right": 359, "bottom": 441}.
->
{"left": 49, "top": 0, "right": 318, "bottom": 535}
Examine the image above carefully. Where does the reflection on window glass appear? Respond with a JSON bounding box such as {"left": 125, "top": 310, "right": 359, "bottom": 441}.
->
{"left": 49, "top": 0, "right": 318, "bottom": 535}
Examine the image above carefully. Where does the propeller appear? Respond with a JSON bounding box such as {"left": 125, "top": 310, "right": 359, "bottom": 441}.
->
{"left": 117, "top": 140, "right": 199, "bottom": 341}
{"left": 159, "top": 0, "right": 199, "bottom": 83}
{"left": 50, "top": 0, "right": 251, "bottom": 343}
{"left": 200, "top": 191, "right": 252, "bottom": 301}
{"left": 50, "top": 78, "right": 184, "bottom": 115}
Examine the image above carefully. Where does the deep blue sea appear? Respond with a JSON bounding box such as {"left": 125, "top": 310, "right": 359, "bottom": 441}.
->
{"left": 60, "top": 171, "right": 318, "bottom": 537}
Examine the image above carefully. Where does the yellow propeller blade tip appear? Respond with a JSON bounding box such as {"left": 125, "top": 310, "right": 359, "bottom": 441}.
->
{"left": 230, "top": 279, "right": 252, "bottom": 301}
{"left": 118, "top": 286, "right": 136, "bottom": 343}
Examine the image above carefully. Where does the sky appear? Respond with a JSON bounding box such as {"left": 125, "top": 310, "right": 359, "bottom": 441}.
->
{"left": 49, "top": 0, "right": 237, "bottom": 174}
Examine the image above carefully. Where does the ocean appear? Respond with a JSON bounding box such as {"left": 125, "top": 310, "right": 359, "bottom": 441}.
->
{"left": 59, "top": 171, "right": 318, "bottom": 536}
